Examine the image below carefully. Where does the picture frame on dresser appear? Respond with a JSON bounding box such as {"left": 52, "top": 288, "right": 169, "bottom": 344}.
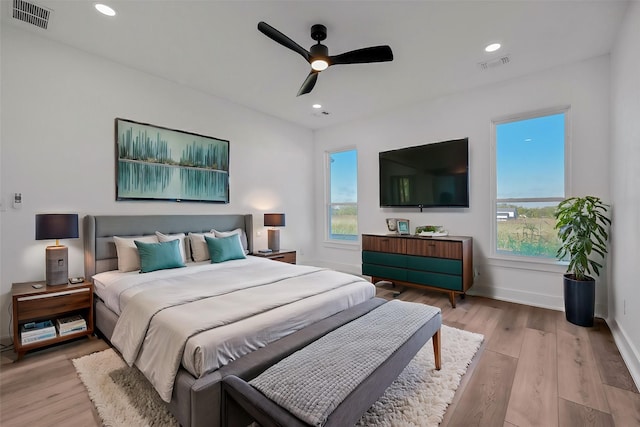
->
{"left": 396, "top": 219, "right": 410, "bottom": 235}
{"left": 115, "top": 118, "right": 230, "bottom": 203}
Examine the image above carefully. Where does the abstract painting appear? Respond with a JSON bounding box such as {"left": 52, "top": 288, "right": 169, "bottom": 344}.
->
{"left": 115, "top": 118, "right": 229, "bottom": 203}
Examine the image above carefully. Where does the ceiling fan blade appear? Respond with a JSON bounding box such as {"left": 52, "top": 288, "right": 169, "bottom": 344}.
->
{"left": 330, "top": 46, "right": 393, "bottom": 65}
{"left": 258, "top": 21, "right": 310, "bottom": 62}
{"left": 297, "top": 71, "right": 318, "bottom": 96}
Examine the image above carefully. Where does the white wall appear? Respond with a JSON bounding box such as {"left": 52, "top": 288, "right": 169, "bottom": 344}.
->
{"left": 609, "top": 0, "right": 640, "bottom": 387}
{"left": 314, "top": 55, "right": 611, "bottom": 313}
{"left": 0, "top": 26, "right": 315, "bottom": 337}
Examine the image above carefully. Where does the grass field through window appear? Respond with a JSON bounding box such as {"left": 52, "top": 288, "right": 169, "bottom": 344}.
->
{"left": 496, "top": 215, "right": 560, "bottom": 258}
{"left": 330, "top": 212, "right": 357, "bottom": 241}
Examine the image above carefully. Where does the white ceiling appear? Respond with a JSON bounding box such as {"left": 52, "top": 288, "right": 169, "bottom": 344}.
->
{"left": 2, "top": 0, "right": 629, "bottom": 129}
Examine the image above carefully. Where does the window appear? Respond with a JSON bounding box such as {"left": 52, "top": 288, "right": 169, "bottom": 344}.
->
{"left": 493, "top": 108, "right": 568, "bottom": 258}
{"left": 327, "top": 148, "right": 358, "bottom": 241}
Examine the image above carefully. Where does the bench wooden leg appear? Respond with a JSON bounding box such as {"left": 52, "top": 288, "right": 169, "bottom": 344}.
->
{"left": 433, "top": 328, "right": 441, "bottom": 370}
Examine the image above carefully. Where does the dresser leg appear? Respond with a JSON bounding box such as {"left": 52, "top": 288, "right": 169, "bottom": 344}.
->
{"left": 449, "top": 292, "right": 456, "bottom": 308}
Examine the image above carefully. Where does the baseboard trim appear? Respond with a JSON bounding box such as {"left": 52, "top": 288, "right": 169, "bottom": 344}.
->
{"left": 605, "top": 318, "right": 640, "bottom": 391}
{"left": 468, "top": 284, "right": 564, "bottom": 311}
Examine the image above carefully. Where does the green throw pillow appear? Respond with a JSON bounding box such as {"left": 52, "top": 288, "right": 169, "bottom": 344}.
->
{"left": 134, "top": 239, "right": 186, "bottom": 273}
{"left": 205, "top": 235, "right": 247, "bottom": 263}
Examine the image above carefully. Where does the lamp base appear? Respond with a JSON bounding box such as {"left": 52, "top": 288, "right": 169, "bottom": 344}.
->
{"left": 267, "top": 229, "right": 280, "bottom": 252}
{"left": 45, "top": 245, "right": 68, "bottom": 286}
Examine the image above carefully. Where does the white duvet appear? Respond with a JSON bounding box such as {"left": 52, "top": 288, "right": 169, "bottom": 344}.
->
{"left": 95, "top": 257, "right": 375, "bottom": 402}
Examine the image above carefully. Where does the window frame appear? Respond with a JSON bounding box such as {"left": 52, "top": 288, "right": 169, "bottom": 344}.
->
{"left": 324, "top": 147, "right": 359, "bottom": 246}
{"left": 489, "top": 105, "right": 572, "bottom": 263}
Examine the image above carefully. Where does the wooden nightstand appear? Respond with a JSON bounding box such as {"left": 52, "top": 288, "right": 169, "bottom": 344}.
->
{"left": 12, "top": 281, "right": 94, "bottom": 359}
{"left": 252, "top": 250, "right": 296, "bottom": 264}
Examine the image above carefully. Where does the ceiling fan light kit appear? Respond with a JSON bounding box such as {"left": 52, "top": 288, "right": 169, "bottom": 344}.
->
{"left": 258, "top": 21, "right": 393, "bottom": 96}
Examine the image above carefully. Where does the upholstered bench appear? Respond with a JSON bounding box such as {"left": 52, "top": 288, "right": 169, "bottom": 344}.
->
{"left": 221, "top": 300, "right": 442, "bottom": 427}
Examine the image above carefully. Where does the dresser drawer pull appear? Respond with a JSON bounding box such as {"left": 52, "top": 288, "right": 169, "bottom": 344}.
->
{"left": 271, "top": 256, "right": 285, "bottom": 260}
{"left": 17, "top": 287, "right": 89, "bottom": 302}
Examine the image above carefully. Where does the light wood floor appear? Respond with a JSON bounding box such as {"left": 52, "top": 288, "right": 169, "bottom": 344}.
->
{"left": 1, "top": 285, "right": 639, "bottom": 427}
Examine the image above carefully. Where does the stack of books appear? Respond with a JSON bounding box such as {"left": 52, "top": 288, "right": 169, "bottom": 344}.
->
{"left": 20, "top": 320, "right": 56, "bottom": 345}
{"left": 56, "top": 315, "right": 87, "bottom": 336}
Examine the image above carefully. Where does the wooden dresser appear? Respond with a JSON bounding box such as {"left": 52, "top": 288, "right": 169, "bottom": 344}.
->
{"left": 361, "top": 234, "right": 473, "bottom": 307}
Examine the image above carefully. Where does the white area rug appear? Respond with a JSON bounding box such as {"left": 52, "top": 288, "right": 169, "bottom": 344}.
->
{"left": 73, "top": 325, "right": 483, "bottom": 427}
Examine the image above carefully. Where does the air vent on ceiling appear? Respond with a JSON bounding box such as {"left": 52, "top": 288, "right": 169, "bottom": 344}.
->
{"left": 478, "top": 54, "right": 511, "bottom": 71}
{"left": 13, "top": 0, "right": 51, "bottom": 30}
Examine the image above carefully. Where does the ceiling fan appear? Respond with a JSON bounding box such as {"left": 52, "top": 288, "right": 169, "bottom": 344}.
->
{"left": 257, "top": 21, "right": 394, "bottom": 96}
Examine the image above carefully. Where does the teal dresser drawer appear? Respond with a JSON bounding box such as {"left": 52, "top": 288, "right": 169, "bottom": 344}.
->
{"left": 362, "top": 264, "right": 408, "bottom": 282}
{"left": 362, "top": 251, "right": 407, "bottom": 268}
{"left": 407, "top": 271, "right": 462, "bottom": 291}
{"left": 406, "top": 256, "right": 462, "bottom": 275}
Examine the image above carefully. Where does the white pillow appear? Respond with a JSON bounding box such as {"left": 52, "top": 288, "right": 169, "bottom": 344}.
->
{"left": 113, "top": 235, "right": 159, "bottom": 272}
{"left": 212, "top": 228, "right": 248, "bottom": 253}
{"left": 188, "top": 232, "right": 216, "bottom": 262}
{"left": 155, "top": 232, "right": 188, "bottom": 263}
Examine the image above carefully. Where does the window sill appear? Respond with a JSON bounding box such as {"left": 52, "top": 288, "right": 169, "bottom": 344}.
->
{"left": 322, "top": 240, "right": 361, "bottom": 251}
{"left": 486, "top": 254, "right": 568, "bottom": 274}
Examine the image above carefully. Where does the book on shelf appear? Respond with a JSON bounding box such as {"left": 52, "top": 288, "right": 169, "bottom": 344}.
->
{"left": 21, "top": 331, "right": 56, "bottom": 345}
{"left": 58, "top": 325, "right": 87, "bottom": 336}
{"left": 20, "top": 320, "right": 56, "bottom": 345}
{"left": 56, "top": 315, "right": 87, "bottom": 334}
{"left": 20, "top": 320, "right": 55, "bottom": 337}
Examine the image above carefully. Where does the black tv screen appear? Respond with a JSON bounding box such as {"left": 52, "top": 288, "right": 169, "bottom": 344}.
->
{"left": 379, "top": 138, "right": 469, "bottom": 208}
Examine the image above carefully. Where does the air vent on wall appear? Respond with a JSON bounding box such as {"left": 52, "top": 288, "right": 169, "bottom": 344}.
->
{"left": 13, "top": 0, "right": 51, "bottom": 30}
{"left": 478, "top": 54, "right": 511, "bottom": 71}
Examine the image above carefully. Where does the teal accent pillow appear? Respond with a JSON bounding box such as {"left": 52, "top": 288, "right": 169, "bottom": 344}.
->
{"left": 205, "top": 235, "right": 247, "bottom": 263}
{"left": 134, "top": 239, "right": 186, "bottom": 273}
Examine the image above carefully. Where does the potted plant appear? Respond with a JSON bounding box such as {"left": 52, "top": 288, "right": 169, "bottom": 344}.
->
{"left": 554, "top": 196, "right": 611, "bottom": 326}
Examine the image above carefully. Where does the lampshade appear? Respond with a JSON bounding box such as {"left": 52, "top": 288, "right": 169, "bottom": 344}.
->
{"left": 36, "top": 213, "right": 79, "bottom": 286}
{"left": 36, "top": 214, "right": 79, "bottom": 241}
{"left": 264, "top": 213, "right": 285, "bottom": 227}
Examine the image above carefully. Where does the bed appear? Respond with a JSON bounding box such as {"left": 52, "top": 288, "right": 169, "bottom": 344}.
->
{"left": 83, "top": 214, "right": 376, "bottom": 427}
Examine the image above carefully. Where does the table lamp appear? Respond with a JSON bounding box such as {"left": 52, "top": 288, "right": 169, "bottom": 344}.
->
{"left": 264, "top": 213, "right": 285, "bottom": 252}
{"left": 36, "top": 213, "right": 79, "bottom": 285}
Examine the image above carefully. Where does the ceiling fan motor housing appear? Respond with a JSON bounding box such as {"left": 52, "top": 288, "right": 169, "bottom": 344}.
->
{"left": 310, "top": 43, "right": 328, "bottom": 57}
{"left": 311, "top": 24, "right": 327, "bottom": 41}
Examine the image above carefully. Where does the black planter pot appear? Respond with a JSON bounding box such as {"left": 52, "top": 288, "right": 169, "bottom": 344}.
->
{"left": 563, "top": 274, "right": 595, "bottom": 327}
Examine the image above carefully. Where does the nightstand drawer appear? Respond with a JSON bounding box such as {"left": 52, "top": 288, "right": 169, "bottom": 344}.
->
{"left": 253, "top": 250, "right": 296, "bottom": 264}
{"left": 16, "top": 288, "right": 91, "bottom": 322}
{"left": 267, "top": 252, "right": 296, "bottom": 264}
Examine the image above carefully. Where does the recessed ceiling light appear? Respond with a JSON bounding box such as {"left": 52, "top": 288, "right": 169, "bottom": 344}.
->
{"left": 312, "top": 104, "right": 322, "bottom": 109}
{"left": 95, "top": 4, "right": 116, "bottom": 16}
{"left": 485, "top": 43, "right": 501, "bottom": 53}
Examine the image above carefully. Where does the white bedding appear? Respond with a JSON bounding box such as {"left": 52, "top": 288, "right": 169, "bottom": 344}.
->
{"left": 95, "top": 257, "right": 375, "bottom": 402}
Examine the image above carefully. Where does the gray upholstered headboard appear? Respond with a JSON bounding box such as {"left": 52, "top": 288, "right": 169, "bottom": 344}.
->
{"left": 83, "top": 214, "right": 253, "bottom": 279}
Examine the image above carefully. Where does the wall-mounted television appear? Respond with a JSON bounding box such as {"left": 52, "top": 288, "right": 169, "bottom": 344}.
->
{"left": 379, "top": 138, "right": 469, "bottom": 209}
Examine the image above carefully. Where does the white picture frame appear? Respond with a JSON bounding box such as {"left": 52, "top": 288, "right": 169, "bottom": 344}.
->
{"left": 396, "top": 219, "right": 410, "bottom": 235}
